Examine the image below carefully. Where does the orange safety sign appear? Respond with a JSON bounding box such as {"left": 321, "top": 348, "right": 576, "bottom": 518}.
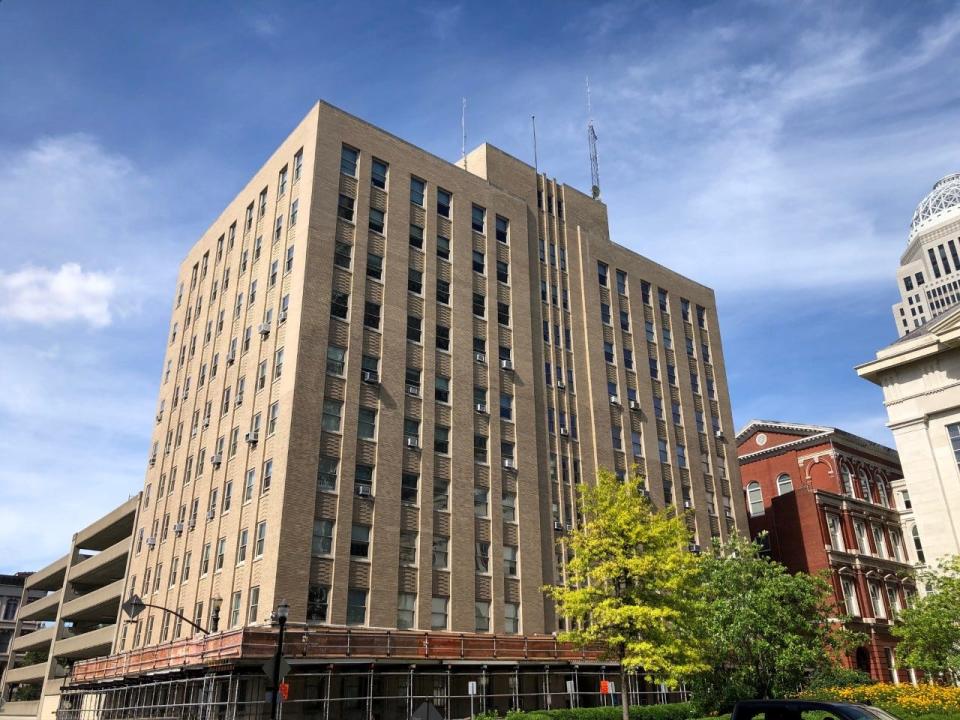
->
{"left": 279, "top": 681, "right": 290, "bottom": 701}
{"left": 600, "top": 679, "right": 610, "bottom": 695}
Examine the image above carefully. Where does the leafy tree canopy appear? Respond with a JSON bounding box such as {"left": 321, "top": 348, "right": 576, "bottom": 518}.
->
{"left": 893, "top": 555, "right": 960, "bottom": 680}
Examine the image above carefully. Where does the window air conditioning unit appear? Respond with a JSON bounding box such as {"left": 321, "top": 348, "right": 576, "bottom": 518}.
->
{"left": 278, "top": 309, "right": 288, "bottom": 323}
{"left": 362, "top": 370, "right": 379, "bottom": 384}
{"left": 173, "top": 523, "right": 184, "bottom": 536}
{"left": 503, "top": 457, "right": 516, "bottom": 470}
{"left": 475, "top": 403, "right": 488, "bottom": 414}
{"left": 725, "top": 511, "right": 733, "bottom": 519}
{"left": 553, "top": 521, "right": 564, "bottom": 531}
{"left": 565, "top": 522, "right": 573, "bottom": 531}
{"left": 206, "top": 510, "right": 216, "bottom": 520}
{"left": 235, "top": 395, "right": 244, "bottom": 407}
{"left": 556, "top": 381, "right": 565, "bottom": 389}
{"left": 182, "top": 388, "right": 189, "bottom": 400}
{"left": 406, "top": 385, "right": 421, "bottom": 397}
{"left": 156, "top": 412, "right": 163, "bottom": 423}
{"left": 190, "top": 427, "right": 198, "bottom": 438}
{"left": 258, "top": 322, "right": 271, "bottom": 337}
{"left": 245, "top": 431, "right": 259, "bottom": 444}
{"left": 405, "top": 437, "right": 420, "bottom": 450}
{"left": 146, "top": 536, "right": 156, "bottom": 548}
{"left": 188, "top": 518, "right": 197, "bottom": 530}
{"left": 202, "top": 417, "right": 210, "bottom": 428}
{"left": 475, "top": 352, "right": 487, "bottom": 363}
{"left": 687, "top": 543, "right": 702, "bottom": 554}
{"left": 714, "top": 431, "right": 725, "bottom": 441}
{"left": 639, "top": 489, "right": 651, "bottom": 499}
{"left": 559, "top": 427, "right": 569, "bottom": 437}
{"left": 629, "top": 400, "right": 641, "bottom": 411}
{"left": 609, "top": 395, "right": 620, "bottom": 405}
{"left": 211, "top": 453, "right": 223, "bottom": 468}
{"left": 500, "top": 359, "right": 513, "bottom": 371}
{"left": 355, "top": 485, "right": 372, "bottom": 497}
{"left": 226, "top": 351, "right": 236, "bottom": 365}
{"left": 683, "top": 501, "right": 692, "bottom": 509}
{"left": 149, "top": 454, "right": 157, "bottom": 467}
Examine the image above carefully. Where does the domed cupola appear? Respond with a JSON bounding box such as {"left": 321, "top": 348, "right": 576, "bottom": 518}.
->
{"left": 910, "top": 173, "right": 960, "bottom": 240}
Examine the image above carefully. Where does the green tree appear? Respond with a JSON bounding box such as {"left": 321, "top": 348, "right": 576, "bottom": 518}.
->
{"left": 691, "top": 536, "right": 862, "bottom": 711}
{"left": 893, "top": 555, "right": 960, "bottom": 682}
{"left": 544, "top": 470, "right": 708, "bottom": 720}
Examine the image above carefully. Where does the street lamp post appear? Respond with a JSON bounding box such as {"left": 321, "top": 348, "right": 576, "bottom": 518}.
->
{"left": 269, "top": 599, "right": 290, "bottom": 720}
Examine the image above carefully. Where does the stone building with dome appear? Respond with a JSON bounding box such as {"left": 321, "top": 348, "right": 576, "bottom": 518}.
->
{"left": 859, "top": 173, "right": 960, "bottom": 573}
{"left": 892, "top": 174, "right": 960, "bottom": 336}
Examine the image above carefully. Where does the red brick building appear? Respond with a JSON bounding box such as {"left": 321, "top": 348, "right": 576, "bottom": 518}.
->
{"left": 736, "top": 420, "right": 918, "bottom": 683}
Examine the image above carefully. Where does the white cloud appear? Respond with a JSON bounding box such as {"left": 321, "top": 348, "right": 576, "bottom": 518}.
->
{"left": 0, "top": 263, "right": 116, "bottom": 327}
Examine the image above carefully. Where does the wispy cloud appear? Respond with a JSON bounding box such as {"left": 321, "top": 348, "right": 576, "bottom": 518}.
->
{"left": 0, "top": 263, "right": 116, "bottom": 327}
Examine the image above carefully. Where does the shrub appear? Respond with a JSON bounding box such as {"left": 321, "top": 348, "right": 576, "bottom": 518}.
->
{"left": 804, "top": 667, "right": 876, "bottom": 690}
{"left": 474, "top": 702, "right": 699, "bottom": 720}
{"left": 799, "top": 683, "right": 960, "bottom": 715}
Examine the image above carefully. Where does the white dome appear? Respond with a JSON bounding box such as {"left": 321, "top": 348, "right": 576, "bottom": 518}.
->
{"left": 911, "top": 173, "right": 960, "bottom": 239}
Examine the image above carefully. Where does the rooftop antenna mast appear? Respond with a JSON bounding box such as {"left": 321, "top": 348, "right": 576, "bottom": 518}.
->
{"left": 587, "top": 77, "right": 601, "bottom": 200}
{"left": 461, "top": 97, "right": 467, "bottom": 171}
{"left": 532, "top": 115, "right": 539, "bottom": 173}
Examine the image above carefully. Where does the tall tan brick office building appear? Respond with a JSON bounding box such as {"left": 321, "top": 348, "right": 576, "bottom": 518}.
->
{"left": 50, "top": 101, "right": 747, "bottom": 718}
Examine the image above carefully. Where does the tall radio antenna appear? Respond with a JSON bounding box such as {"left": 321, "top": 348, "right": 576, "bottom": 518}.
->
{"left": 531, "top": 115, "right": 539, "bottom": 173}
{"left": 461, "top": 97, "right": 467, "bottom": 171}
{"left": 587, "top": 77, "right": 601, "bottom": 200}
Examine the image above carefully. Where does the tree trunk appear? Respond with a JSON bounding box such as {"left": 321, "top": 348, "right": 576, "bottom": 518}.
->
{"left": 620, "top": 655, "right": 630, "bottom": 720}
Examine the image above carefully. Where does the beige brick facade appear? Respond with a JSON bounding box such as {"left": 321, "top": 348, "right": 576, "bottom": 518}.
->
{"left": 121, "top": 101, "right": 748, "bottom": 653}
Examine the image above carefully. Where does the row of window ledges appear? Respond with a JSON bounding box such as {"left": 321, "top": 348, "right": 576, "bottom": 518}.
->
{"left": 837, "top": 570, "right": 916, "bottom": 623}
{"left": 338, "top": 144, "right": 511, "bottom": 240}
{"left": 307, "top": 582, "right": 522, "bottom": 634}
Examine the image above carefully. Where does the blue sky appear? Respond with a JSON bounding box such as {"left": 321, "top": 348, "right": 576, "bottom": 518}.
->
{"left": 2, "top": 0, "right": 960, "bottom": 571}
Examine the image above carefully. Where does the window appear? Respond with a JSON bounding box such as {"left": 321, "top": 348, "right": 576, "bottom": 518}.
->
{"left": 475, "top": 601, "right": 491, "bottom": 632}
{"left": 340, "top": 146, "right": 359, "bottom": 176}
{"left": 746, "top": 482, "right": 763, "bottom": 516}
{"left": 500, "top": 393, "right": 513, "bottom": 420}
{"left": 474, "top": 434, "right": 488, "bottom": 464}
{"left": 841, "top": 576, "right": 860, "bottom": 616}
{"left": 872, "top": 525, "right": 887, "bottom": 558}
{"left": 432, "top": 424, "right": 450, "bottom": 454}
{"left": 330, "top": 291, "right": 349, "bottom": 319}
{"left": 431, "top": 597, "right": 448, "bottom": 629}
{"left": 676, "top": 444, "right": 687, "bottom": 468}
{"left": 437, "top": 278, "right": 450, "bottom": 305}
{"left": 497, "top": 302, "right": 510, "bottom": 326}
{"left": 326, "top": 345, "right": 346, "bottom": 375}
{"left": 346, "top": 589, "right": 367, "bottom": 625}
{"left": 366, "top": 252, "right": 383, "bottom": 280}
{"left": 840, "top": 466, "right": 854, "bottom": 495}
{"left": 471, "top": 204, "right": 486, "bottom": 233}
{"left": 307, "top": 585, "right": 328, "bottom": 623}
{"left": 351, "top": 525, "right": 371, "bottom": 557}
{"left": 854, "top": 520, "right": 869, "bottom": 554}
{"left": 355, "top": 464, "right": 374, "bottom": 494}
{"left": 407, "top": 315, "right": 422, "bottom": 342}
{"left": 597, "top": 261, "right": 609, "bottom": 287}
{"left": 397, "top": 592, "right": 416, "bottom": 630}
{"left": 658, "top": 288, "right": 668, "bottom": 312}
{"left": 408, "top": 268, "right": 423, "bottom": 294}
{"left": 869, "top": 580, "right": 886, "bottom": 619}
{"left": 649, "top": 358, "right": 659, "bottom": 379}
{"left": 253, "top": 520, "right": 267, "bottom": 559}
{"left": 435, "top": 376, "right": 450, "bottom": 403}
{"left": 433, "top": 536, "right": 449, "bottom": 569}
{"left": 410, "top": 177, "right": 425, "bottom": 206}
{"left": 236, "top": 529, "right": 248, "bottom": 564}
{"left": 472, "top": 293, "right": 485, "bottom": 317}
{"left": 391, "top": 469, "right": 418, "bottom": 504}
{"left": 364, "top": 301, "right": 381, "bottom": 329}
{"left": 215, "top": 536, "right": 226, "bottom": 571}
{"left": 601, "top": 303, "right": 611, "bottom": 324}
{"left": 337, "top": 194, "right": 355, "bottom": 222}
{"left": 912, "top": 525, "right": 925, "bottom": 563}
{"left": 504, "top": 602, "right": 520, "bottom": 634}
{"left": 827, "top": 514, "right": 844, "bottom": 550}
{"left": 358, "top": 408, "right": 377, "bottom": 440}
{"left": 318, "top": 456, "right": 338, "bottom": 491}
{"left": 437, "top": 234, "right": 450, "bottom": 260}
{"left": 858, "top": 470, "right": 872, "bottom": 502}
{"left": 474, "top": 486, "right": 489, "bottom": 517}
{"left": 409, "top": 224, "right": 424, "bottom": 249}
{"left": 437, "top": 188, "right": 451, "bottom": 217}
{"left": 503, "top": 545, "right": 518, "bottom": 576}
{"left": 434, "top": 480, "right": 449, "bottom": 511}
{"left": 371, "top": 158, "right": 388, "bottom": 189}
{"left": 475, "top": 541, "right": 490, "bottom": 572}
{"left": 497, "top": 260, "right": 509, "bottom": 284}
{"left": 502, "top": 491, "right": 517, "bottom": 522}
{"left": 616, "top": 270, "right": 627, "bottom": 294}
{"left": 777, "top": 474, "right": 794, "bottom": 495}
{"left": 604, "top": 341, "right": 614, "bottom": 364}
{"left": 313, "top": 519, "right": 334, "bottom": 555}
{"left": 496, "top": 216, "right": 509, "bottom": 243}
{"left": 399, "top": 530, "right": 417, "bottom": 564}
{"left": 369, "top": 208, "right": 385, "bottom": 234}
{"left": 322, "top": 399, "right": 343, "bottom": 433}
{"left": 472, "top": 250, "right": 485, "bottom": 274}
{"left": 436, "top": 324, "right": 450, "bottom": 351}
